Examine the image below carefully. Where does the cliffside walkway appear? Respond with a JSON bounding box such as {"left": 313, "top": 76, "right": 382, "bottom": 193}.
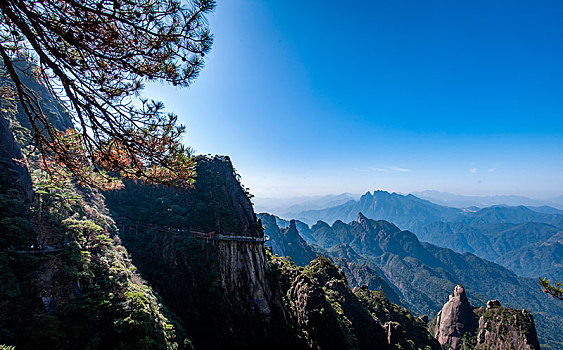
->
{"left": 7, "top": 244, "right": 69, "bottom": 254}
{"left": 118, "top": 222, "right": 269, "bottom": 243}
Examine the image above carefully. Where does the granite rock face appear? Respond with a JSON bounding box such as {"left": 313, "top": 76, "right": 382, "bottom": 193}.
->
{"left": 433, "top": 285, "right": 477, "bottom": 350}
{"left": 268, "top": 254, "right": 440, "bottom": 350}
{"left": 473, "top": 305, "right": 540, "bottom": 350}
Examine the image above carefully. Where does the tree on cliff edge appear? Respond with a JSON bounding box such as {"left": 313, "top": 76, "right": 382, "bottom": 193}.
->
{"left": 0, "top": 0, "right": 214, "bottom": 190}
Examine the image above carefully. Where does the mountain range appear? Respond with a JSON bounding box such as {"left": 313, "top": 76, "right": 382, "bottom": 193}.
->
{"left": 259, "top": 212, "right": 563, "bottom": 349}
{"left": 288, "top": 191, "right": 563, "bottom": 281}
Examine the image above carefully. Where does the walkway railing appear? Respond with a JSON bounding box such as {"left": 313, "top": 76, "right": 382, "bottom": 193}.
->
{"left": 7, "top": 244, "right": 69, "bottom": 254}
{"left": 117, "top": 221, "right": 269, "bottom": 243}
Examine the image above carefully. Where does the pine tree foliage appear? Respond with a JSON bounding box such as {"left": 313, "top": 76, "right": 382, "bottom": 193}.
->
{"left": 539, "top": 278, "right": 563, "bottom": 301}
{"left": 0, "top": 0, "right": 215, "bottom": 190}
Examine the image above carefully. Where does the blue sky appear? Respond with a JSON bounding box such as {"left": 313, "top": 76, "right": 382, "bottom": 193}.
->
{"left": 145, "top": 0, "right": 563, "bottom": 198}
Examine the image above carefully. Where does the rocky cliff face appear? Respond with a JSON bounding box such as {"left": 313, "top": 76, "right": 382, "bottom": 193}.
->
{"left": 472, "top": 302, "right": 540, "bottom": 350}
{"left": 104, "top": 156, "right": 279, "bottom": 348}
{"left": 0, "top": 118, "right": 183, "bottom": 349}
{"left": 431, "top": 286, "right": 540, "bottom": 350}
{"left": 267, "top": 253, "right": 440, "bottom": 350}
{"left": 0, "top": 117, "right": 33, "bottom": 201}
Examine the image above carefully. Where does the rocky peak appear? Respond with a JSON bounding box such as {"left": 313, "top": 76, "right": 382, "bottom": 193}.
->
{"left": 486, "top": 299, "right": 501, "bottom": 310}
{"left": 357, "top": 212, "right": 372, "bottom": 232}
{"left": 357, "top": 211, "right": 368, "bottom": 223}
{"left": 432, "top": 284, "right": 477, "bottom": 350}
{"left": 474, "top": 305, "right": 540, "bottom": 350}
{"left": 284, "top": 219, "right": 299, "bottom": 239}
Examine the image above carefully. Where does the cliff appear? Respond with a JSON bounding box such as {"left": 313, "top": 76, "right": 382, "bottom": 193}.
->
{"left": 0, "top": 69, "right": 185, "bottom": 349}
{"left": 431, "top": 286, "right": 540, "bottom": 350}
{"left": 0, "top": 117, "right": 33, "bottom": 201}
{"left": 104, "top": 156, "right": 279, "bottom": 348}
{"left": 0, "top": 124, "right": 184, "bottom": 349}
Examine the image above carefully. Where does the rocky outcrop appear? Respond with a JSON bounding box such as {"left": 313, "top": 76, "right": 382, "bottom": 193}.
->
{"left": 269, "top": 254, "right": 389, "bottom": 349}
{"left": 268, "top": 253, "right": 440, "bottom": 350}
{"left": 0, "top": 117, "right": 33, "bottom": 201}
{"left": 260, "top": 213, "right": 317, "bottom": 266}
{"left": 431, "top": 286, "right": 540, "bottom": 350}
{"left": 473, "top": 303, "right": 540, "bottom": 350}
{"left": 432, "top": 285, "right": 477, "bottom": 349}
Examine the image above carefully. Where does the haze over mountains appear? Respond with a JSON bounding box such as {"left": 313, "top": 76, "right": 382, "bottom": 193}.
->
{"left": 253, "top": 192, "right": 361, "bottom": 219}
{"left": 413, "top": 190, "right": 563, "bottom": 210}
{"left": 278, "top": 191, "right": 563, "bottom": 282}
{"left": 255, "top": 190, "right": 563, "bottom": 219}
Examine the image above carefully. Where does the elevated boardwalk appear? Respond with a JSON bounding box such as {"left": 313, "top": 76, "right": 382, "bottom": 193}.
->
{"left": 7, "top": 245, "right": 68, "bottom": 254}
{"left": 117, "top": 221, "right": 269, "bottom": 243}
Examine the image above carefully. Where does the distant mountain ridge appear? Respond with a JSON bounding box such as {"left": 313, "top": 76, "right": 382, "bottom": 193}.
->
{"left": 253, "top": 193, "right": 360, "bottom": 219}
{"left": 296, "top": 191, "right": 563, "bottom": 229}
{"left": 297, "top": 190, "right": 461, "bottom": 228}
{"left": 292, "top": 190, "right": 563, "bottom": 281}
{"left": 413, "top": 190, "right": 563, "bottom": 210}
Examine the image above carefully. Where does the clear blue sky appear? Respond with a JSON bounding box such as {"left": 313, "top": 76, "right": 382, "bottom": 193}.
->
{"left": 145, "top": 0, "right": 563, "bottom": 198}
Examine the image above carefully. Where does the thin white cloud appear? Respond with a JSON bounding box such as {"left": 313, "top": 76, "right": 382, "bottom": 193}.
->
{"left": 469, "top": 167, "right": 477, "bottom": 173}
{"left": 488, "top": 168, "right": 496, "bottom": 172}
{"left": 389, "top": 166, "right": 412, "bottom": 172}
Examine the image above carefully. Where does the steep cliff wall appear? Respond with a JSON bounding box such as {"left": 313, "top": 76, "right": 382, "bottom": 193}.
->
{"left": 0, "top": 120, "right": 183, "bottom": 349}
{"left": 0, "top": 117, "right": 33, "bottom": 201}
{"left": 104, "top": 156, "right": 281, "bottom": 348}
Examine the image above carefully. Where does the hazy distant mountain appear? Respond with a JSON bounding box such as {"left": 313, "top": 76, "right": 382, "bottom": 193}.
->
{"left": 296, "top": 191, "right": 563, "bottom": 231}
{"left": 413, "top": 190, "right": 563, "bottom": 209}
{"left": 253, "top": 192, "right": 360, "bottom": 219}
{"left": 297, "top": 190, "right": 461, "bottom": 229}
{"left": 527, "top": 205, "right": 563, "bottom": 215}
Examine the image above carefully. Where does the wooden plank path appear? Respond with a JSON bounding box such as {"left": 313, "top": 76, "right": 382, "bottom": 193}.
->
{"left": 119, "top": 222, "right": 269, "bottom": 243}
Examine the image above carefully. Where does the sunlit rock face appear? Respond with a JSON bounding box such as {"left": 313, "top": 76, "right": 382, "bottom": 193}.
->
{"left": 433, "top": 284, "right": 477, "bottom": 350}
{"left": 473, "top": 302, "right": 540, "bottom": 350}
